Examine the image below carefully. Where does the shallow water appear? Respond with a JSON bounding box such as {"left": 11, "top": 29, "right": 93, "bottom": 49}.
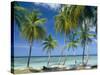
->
{"left": 12, "top": 55, "right": 97, "bottom": 69}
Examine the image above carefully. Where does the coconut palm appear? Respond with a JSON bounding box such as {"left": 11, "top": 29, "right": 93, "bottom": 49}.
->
{"left": 21, "top": 10, "right": 46, "bottom": 68}
{"left": 67, "top": 6, "right": 97, "bottom": 65}
{"left": 55, "top": 5, "right": 83, "bottom": 65}
{"left": 56, "top": 5, "right": 96, "bottom": 65}
{"left": 13, "top": 2, "right": 28, "bottom": 31}
{"left": 42, "top": 35, "right": 57, "bottom": 66}
{"left": 79, "top": 26, "right": 96, "bottom": 65}
{"left": 66, "top": 41, "right": 77, "bottom": 64}
{"left": 64, "top": 31, "right": 78, "bottom": 65}
{"left": 55, "top": 5, "right": 72, "bottom": 65}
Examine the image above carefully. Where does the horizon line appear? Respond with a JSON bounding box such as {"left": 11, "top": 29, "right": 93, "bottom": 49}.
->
{"left": 12, "top": 54, "right": 97, "bottom": 58}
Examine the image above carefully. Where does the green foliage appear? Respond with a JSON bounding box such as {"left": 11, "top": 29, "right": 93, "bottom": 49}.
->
{"left": 65, "top": 31, "right": 78, "bottom": 51}
{"left": 42, "top": 35, "right": 57, "bottom": 54}
{"left": 66, "top": 41, "right": 78, "bottom": 51}
{"left": 55, "top": 5, "right": 97, "bottom": 35}
{"left": 14, "top": 2, "right": 28, "bottom": 31}
{"left": 55, "top": 5, "right": 85, "bottom": 35}
{"left": 79, "top": 26, "right": 94, "bottom": 47}
{"left": 21, "top": 10, "right": 47, "bottom": 43}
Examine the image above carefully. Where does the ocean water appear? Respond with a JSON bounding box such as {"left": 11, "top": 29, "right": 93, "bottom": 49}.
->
{"left": 12, "top": 56, "right": 97, "bottom": 69}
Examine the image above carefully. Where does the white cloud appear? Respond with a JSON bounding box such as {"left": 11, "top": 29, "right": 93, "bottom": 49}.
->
{"left": 34, "top": 3, "right": 61, "bottom": 10}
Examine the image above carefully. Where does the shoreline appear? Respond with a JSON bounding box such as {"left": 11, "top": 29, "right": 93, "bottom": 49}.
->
{"left": 11, "top": 65, "right": 97, "bottom": 74}
{"left": 12, "top": 55, "right": 97, "bottom": 58}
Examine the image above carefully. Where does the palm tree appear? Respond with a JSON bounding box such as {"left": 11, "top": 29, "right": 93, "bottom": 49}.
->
{"left": 65, "top": 31, "right": 78, "bottom": 65}
{"left": 55, "top": 5, "right": 97, "bottom": 66}
{"left": 85, "top": 33, "right": 96, "bottom": 65}
{"left": 13, "top": 2, "right": 28, "bottom": 31}
{"left": 55, "top": 5, "right": 72, "bottom": 65}
{"left": 79, "top": 25, "right": 96, "bottom": 65}
{"left": 66, "top": 41, "right": 77, "bottom": 64}
{"left": 67, "top": 6, "right": 97, "bottom": 66}
{"left": 42, "top": 35, "right": 57, "bottom": 66}
{"left": 21, "top": 10, "right": 47, "bottom": 68}
{"left": 55, "top": 5, "right": 83, "bottom": 65}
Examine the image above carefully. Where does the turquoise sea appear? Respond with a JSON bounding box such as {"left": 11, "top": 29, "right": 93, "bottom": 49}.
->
{"left": 12, "top": 55, "right": 97, "bottom": 69}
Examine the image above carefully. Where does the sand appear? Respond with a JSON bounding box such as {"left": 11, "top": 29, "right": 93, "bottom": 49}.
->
{"left": 11, "top": 65, "right": 97, "bottom": 74}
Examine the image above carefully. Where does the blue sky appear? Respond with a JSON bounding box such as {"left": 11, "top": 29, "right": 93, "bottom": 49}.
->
{"left": 13, "top": 2, "right": 97, "bottom": 56}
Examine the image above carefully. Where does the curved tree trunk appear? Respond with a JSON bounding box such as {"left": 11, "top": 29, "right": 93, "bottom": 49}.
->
{"left": 62, "top": 54, "right": 67, "bottom": 65}
{"left": 62, "top": 36, "right": 67, "bottom": 65}
{"left": 82, "top": 44, "right": 85, "bottom": 65}
{"left": 85, "top": 40, "right": 89, "bottom": 65}
{"left": 27, "top": 42, "right": 32, "bottom": 68}
{"left": 57, "top": 49, "right": 64, "bottom": 65}
{"left": 58, "top": 35, "right": 66, "bottom": 65}
{"left": 47, "top": 52, "right": 51, "bottom": 66}
{"left": 82, "top": 20, "right": 86, "bottom": 66}
{"left": 73, "top": 48, "right": 77, "bottom": 65}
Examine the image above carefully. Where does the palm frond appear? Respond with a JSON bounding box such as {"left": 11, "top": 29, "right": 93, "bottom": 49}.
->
{"left": 42, "top": 35, "right": 57, "bottom": 54}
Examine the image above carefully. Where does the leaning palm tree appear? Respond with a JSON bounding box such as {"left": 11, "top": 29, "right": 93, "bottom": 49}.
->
{"left": 21, "top": 10, "right": 47, "bottom": 68}
{"left": 42, "top": 35, "right": 57, "bottom": 66}
{"left": 55, "top": 5, "right": 82, "bottom": 65}
{"left": 13, "top": 2, "right": 28, "bottom": 31}
{"left": 66, "top": 41, "right": 78, "bottom": 64}
{"left": 68, "top": 6, "right": 97, "bottom": 66}
{"left": 79, "top": 25, "right": 96, "bottom": 65}
{"left": 55, "top": 5, "right": 96, "bottom": 66}
{"left": 64, "top": 31, "right": 78, "bottom": 65}
{"left": 55, "top": 6, "right": 71, "bottom": 65}
{"left": 85, "top": 33, "right": 96, "bottom": 65}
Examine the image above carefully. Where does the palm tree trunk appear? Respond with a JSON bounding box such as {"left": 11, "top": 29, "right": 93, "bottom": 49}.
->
{"left": 73, "top": 48, "right": 77, "bottom": 65}
{"left": 58, "top": 35, "right": 66, "bottom": 65}
{"left": 63, "top": 54, "right": 67, "bottom": 65}
{"left": 58, "top": 50, "right": 64, "bottom": 65}
{"left": 82, "top": 20, "right": 86, "bottom": 66}
{"left": 27, "top": 42, "right": 32, "bottom": 68}
{"left": 62, "top": 36, "right": 67, "bottom": 65}
{"left": 85, "top": 41, "right": 89, "bottom": 65}
{"left": 57, "top": 49, "right": 64, "bottom": 65}
{"left": 82, "top": 44, "right": 85, "bottom": 65}
{"left": 47, "top": 52, "right": 51, "bottom": 66}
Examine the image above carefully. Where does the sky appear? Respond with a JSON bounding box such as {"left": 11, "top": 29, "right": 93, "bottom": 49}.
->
{"left": 13, "top": 2, "right": 97, "bottom": 56}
